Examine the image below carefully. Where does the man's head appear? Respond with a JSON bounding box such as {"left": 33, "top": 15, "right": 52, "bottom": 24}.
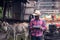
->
{"left": 33, "top": 10, "right": 41, "bottom": 20}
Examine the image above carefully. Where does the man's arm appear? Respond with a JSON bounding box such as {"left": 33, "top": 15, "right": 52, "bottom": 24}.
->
{"left": 30, "top": 19, "right": 33, "bottom": 29}
{"left": 41, "top": 20, "right": 47, "bottom": 31}
{"left": 29, "top": 19, "right": 34, "bottom": 35}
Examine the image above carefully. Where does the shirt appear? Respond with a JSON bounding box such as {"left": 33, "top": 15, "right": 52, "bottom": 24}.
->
{"left": 30, "top": 18, "right": 46, "bottom": 37}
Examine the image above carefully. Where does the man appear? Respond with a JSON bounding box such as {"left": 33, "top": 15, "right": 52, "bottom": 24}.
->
{"left": 30, "top": 10, "right": 46, "bottom": 40}
{"left": 51, "top": 13, "right": 56, "bottom": 21}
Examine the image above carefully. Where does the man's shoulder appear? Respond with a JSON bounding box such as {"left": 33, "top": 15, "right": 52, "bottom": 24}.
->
{"left": 31, "top": 18, "right": 35, "bottom": 21}
{"left": 31, "top": 18, "right": 46, "bottom": 22}
{"left": 39, "top": 18, "right": 46, "bottom": 22}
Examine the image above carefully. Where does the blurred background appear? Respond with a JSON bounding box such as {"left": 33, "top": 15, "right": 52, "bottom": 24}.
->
{"left": 0, "top": 0, "right": 60, "bottom": 22}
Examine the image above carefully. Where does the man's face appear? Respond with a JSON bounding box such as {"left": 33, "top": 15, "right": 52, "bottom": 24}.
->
{"left": 35, "top": 15, "right": 39, "bottom": 20}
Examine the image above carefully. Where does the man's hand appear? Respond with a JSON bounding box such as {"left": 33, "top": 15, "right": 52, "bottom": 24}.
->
{"left": 40, "top": 26, "right": 42, "bottom": 29}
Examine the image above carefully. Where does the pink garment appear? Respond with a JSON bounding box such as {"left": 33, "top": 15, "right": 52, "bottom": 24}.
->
{"left": 30, "top": 18, "right": 46, "bottom": 37}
